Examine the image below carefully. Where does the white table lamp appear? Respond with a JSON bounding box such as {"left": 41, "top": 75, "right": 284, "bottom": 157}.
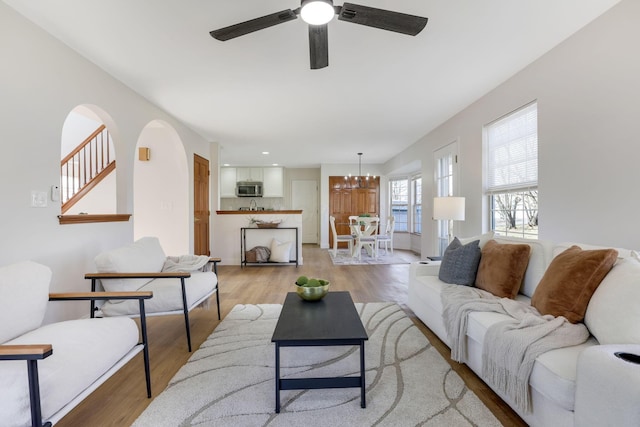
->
{"left": 433, "top": 197, "right": 465, "bottom": 244}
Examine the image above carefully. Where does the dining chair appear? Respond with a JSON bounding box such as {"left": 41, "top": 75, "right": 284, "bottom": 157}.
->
{"left": 377, "top": 216, "right": 396, "bottom": 255}
{"left": 329, "top": 216, "right": 354, "bottom": 256}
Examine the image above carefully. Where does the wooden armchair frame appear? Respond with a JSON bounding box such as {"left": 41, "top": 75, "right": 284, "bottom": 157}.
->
{"left": 85, "top": 257, "right": 221, "bottom": 352}
{"left": 0, "top": 291, "right": 152, "bottom": 427}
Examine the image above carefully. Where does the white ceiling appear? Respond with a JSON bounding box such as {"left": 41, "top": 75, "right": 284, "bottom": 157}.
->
{"left": 4, "top": 0, "right": 621, "bottom": 168}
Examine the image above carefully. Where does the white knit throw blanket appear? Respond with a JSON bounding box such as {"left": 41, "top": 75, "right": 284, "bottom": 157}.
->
{"left": 162, "top": 255, "right": 211, "bottom": 272}
{"left": 441, "top": 284, "right": 589, "bottom": 413}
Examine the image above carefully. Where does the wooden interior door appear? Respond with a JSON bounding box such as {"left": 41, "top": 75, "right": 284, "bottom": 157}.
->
{"left": 328, "top": 176, "right": 380, "bottom": 248}
{"left": 194, "top": 154, "right": 210, "bottom": 256}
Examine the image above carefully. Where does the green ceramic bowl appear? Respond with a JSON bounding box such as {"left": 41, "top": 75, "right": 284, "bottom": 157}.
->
{"left": 295, "top": 282, "right": 330, "bottom": 301}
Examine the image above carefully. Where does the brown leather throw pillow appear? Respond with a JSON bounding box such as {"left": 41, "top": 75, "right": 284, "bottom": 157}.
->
{"left": 531, "top": 245, "right": 618, "bottom": 323}
{"left": 475, "top": 239, "right": 531, "bottom": 299}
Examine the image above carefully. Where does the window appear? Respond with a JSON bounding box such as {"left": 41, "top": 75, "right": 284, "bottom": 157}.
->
{"left": 411, "top": 176, "right": 422, "bottom": 234}
{"left": 389, "top": 178, "right": 408, "bottom": 232}
{"left": 485, "top": 102, "right": 538, "bottom": 239}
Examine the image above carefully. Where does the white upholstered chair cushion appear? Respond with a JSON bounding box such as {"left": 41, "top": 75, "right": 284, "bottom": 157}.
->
{"left": 0, "top": 317, "right": 138, "bottom": 427}
{"left": 100, "top": 271, "right": 216, "bottom": 316}
{"left": 94, "top": 237, "right": 167, "bottom": 292}
{"left": 0, "top": 261, "right": 51, "bottom": 344}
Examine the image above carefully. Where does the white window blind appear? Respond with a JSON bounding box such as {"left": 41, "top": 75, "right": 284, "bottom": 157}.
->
{"left": 486, "top": 102, "right": 538, "bottom": 194}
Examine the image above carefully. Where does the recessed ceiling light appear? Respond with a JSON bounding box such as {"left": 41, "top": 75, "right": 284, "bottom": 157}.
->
{"left": 223, "top": 163, "right": 230, "bottom": 166}
{"left": 262, "top": 151, "right": 269, "bottom": 155}
{"left": 272, "top": 163, "right": 278, "bottom": 166}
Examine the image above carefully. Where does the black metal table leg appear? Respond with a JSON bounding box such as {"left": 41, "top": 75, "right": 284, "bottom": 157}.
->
{"left": 360, "top": 340, "right": 366, "bottom": 408}
{"left": 275, "top": 342, "right": 281, "bottom": 413}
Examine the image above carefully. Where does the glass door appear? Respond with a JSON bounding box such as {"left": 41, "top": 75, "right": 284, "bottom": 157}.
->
{"left": 434, "top": 142, "right": 459, "bottom": 255}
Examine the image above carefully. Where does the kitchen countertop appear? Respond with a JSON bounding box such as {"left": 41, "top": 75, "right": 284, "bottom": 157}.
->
{"left": 216, "top": 210, "right": 302, "bottom": 215}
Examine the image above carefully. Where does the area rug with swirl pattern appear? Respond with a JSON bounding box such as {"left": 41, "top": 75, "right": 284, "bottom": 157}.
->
{"left": 133, "top": 303, "right": 501, "bottom": 427}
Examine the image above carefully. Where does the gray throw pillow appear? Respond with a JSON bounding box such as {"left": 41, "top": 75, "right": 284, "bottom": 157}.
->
{"left": 438, "top": 237, "right": 481, "bottom": 286}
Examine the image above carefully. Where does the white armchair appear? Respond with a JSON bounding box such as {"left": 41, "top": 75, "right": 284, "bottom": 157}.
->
{"left": 0, "top": 261, "right": 152, "bottom": 427}
{"left": 86, "top": 237, "right": 220, "bottom": 352}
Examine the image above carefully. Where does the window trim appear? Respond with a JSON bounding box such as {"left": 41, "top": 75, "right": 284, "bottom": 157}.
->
{"left": 410, "top": 174, "right": 422, "bottom": 235}
{"left": 389, "top": 174, "right": 421, "bottom": 234}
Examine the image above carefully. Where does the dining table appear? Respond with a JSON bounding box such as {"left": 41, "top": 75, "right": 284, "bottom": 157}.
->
{"left": 348, "top": 216, "right": 380, "bottom": 257}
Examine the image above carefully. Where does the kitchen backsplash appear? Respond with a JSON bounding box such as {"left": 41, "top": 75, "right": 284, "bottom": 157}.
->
{"left": 221, "top": 197, "right": 285, "bottom": 211}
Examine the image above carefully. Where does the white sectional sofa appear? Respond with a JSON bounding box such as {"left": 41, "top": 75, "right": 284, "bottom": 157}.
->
{"left": 0, "top": 261, "right": 151, "bottom": 427}
{"left": 408, "top": 234, "right": 640, "bottom": 427}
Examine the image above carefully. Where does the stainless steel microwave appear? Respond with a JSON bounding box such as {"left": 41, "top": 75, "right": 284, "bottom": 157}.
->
{"left": 236, "top": 181, "right": 263, "bottom": 197}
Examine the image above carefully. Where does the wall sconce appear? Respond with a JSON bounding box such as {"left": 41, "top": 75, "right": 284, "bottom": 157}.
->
{"left": 138, "top": 147, "right": 151, "bottom": 161}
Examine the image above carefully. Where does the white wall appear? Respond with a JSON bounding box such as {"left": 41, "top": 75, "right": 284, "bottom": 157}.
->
{"left": 0, "top": 3, "right": 213, "bottom": 323}
{"left": 134, "top": 121, "right": 189, "bottom": 255}
{"left": 386, "top": 0, "right": 640, "bottom": 255}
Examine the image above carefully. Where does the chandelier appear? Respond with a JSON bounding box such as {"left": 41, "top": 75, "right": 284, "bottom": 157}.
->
{"left": 344, "top": 153, "right": 377, "bottom": 187}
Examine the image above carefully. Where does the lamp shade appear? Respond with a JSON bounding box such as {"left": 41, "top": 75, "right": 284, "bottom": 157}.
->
{"left": 433, "top": 197, "right": 465, "bottom": 221}
{"left": 300, "top": 0, "right": 335, "bottom": 25}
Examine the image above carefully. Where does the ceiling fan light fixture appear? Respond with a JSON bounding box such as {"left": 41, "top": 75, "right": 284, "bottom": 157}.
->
{"left": 300, "top": 0, "right": 335, "bottom": 25}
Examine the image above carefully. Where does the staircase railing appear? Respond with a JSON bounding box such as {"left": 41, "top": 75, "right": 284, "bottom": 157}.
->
{"left": 61, "top": 124, "right": 116, "bottom": 214}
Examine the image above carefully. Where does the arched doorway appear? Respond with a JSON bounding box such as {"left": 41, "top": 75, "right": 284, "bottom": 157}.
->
{"left": 134, "top": 120, "right": 189, "bottom": 255}
{"left": 60, "top": 105, "right": 118, "bottom": 214}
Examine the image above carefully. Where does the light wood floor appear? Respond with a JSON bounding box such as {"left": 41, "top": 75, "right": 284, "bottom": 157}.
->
{"left": 56, "top": 245, "right": 526, "bottom": 427}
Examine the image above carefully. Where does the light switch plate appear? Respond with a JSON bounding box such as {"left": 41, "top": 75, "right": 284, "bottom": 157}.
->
{"left": 31, "top": 191, "right": 47, "bottom": 207}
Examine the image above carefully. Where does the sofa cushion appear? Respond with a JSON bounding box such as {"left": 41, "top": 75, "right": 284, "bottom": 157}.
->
{"left": 94, "top": 237, "right": 167, "bottom": 293}
{"left": 0, "top": 261, "right": 51, "bottom": 344}
{"left": 494, "top": 236, "right": 554, "bottom": 297}
{"left": 475, "top": 239, "right": 531, "bottom": 298}
{"left": 531, "top": 246, "right": 618, "bottom": 323}
{"left": 554, "top": 241, "right": 632, "bottom": 259}
{"left": 438, "top": 237, "right": 481, "bottom": 286}
{"left": 584, "top": 256, "right": 640, "bottom": 344}
{"left": 0, "top": 317, "right": 139, "bottom": 426}
{"left": 465, "top": 309, "right": 598, "bottom": 412}
{"left": 100, "top": 271, "right": 217, "bottom": 316}
{"left": 459, "top": 231, "right": 495, "bottom": 249}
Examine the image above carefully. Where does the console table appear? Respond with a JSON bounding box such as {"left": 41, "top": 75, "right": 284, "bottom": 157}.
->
{"left": 240, "top": 227, "right": 299, "bottom": 267}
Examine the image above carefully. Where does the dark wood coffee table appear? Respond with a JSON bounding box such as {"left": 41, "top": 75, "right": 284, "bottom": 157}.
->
{"left": 271, "top": 291, "right": 368, "bottom": 413}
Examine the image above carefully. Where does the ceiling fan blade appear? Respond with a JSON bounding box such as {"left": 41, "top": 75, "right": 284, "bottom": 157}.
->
{"left": 210, "top": 9, "right": 298, "bottom": 41}
{"left": 309, "top": 24, "right": 329, "bottom": 70}
{"left": 338, "top": 3, "right": 427, "bottom": 36}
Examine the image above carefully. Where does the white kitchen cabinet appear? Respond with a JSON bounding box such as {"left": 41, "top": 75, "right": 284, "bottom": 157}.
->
{"left": 236, "top": 167, "right": 263, "bottom": 182}
{"left": 263, "top": 167, "right": 284, "bottom": 197}
{"left": 220, "top": 167, "right": 237, "bottom": 197}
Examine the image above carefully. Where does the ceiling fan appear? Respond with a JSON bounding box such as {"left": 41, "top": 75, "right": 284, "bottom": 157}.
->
{"left": 210, "top": 0, "right": 428, "bottom": 69}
